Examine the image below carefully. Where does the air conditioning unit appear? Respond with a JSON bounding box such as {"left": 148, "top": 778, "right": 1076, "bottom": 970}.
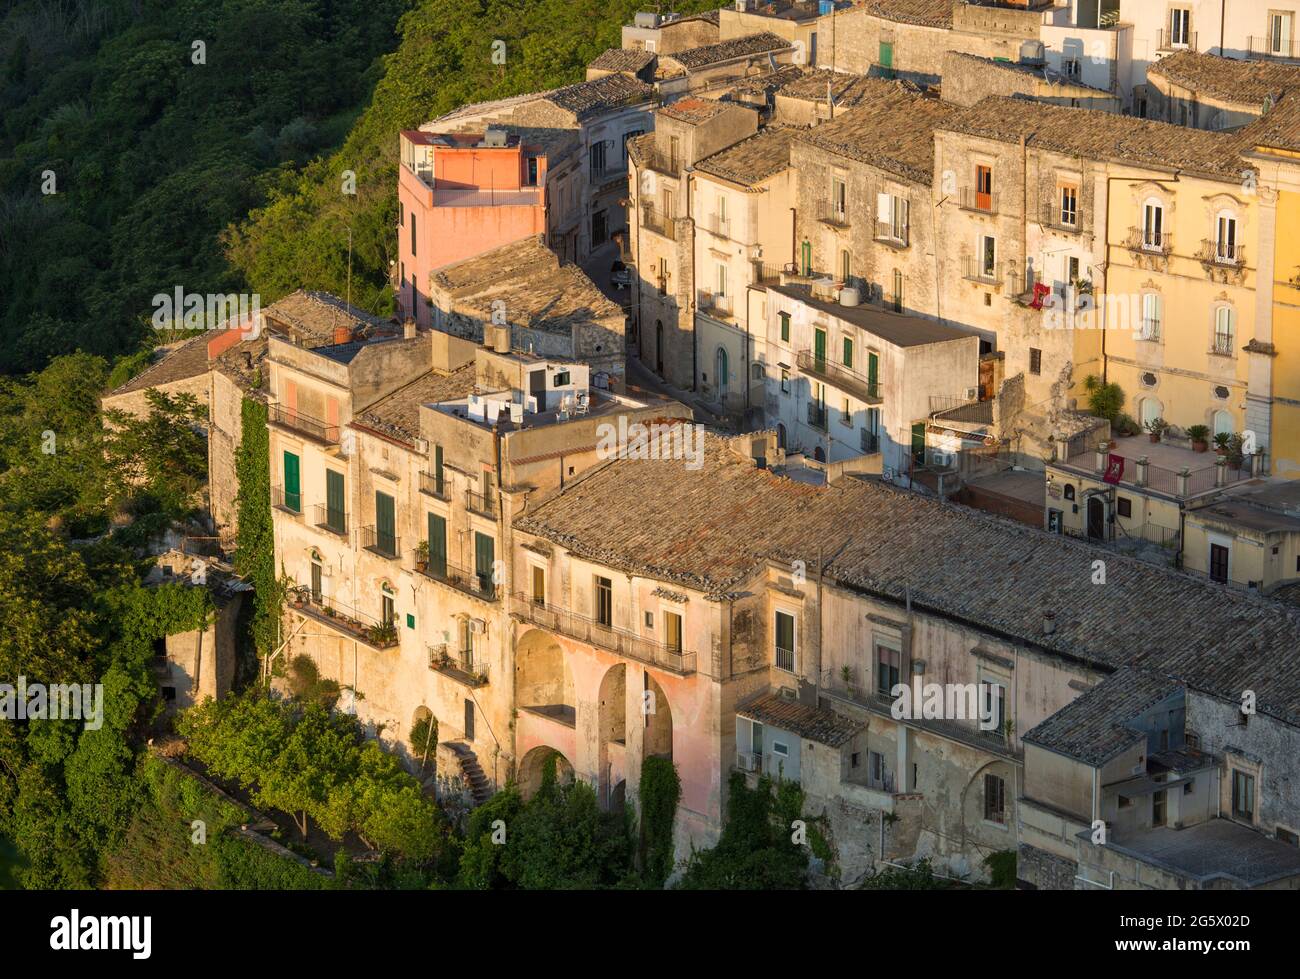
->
{"left": 414, "top": 437, "right": 429, "bottom": 454}
{"left": 964, "top": 387, "right": 978, "bottom": 401}
{"left": 736, "top": 751, "right": 761, "bottom": 772}
{"left": 468, "top": 618, "right": 486, "bottom": 634}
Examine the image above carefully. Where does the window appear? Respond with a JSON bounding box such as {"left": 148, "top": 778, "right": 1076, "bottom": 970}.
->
{"left": 554, "top": 370, "right": 571, "bottom": 387}
{"left": 1060, "top": 184, "right": 1078, "bottom": 226}
{"left": 980, "top": 235, "right": 996, "bottom": 278}
{"left": 984, "top": 773, "right": 1006, "bottom": 824}
{"left": 432, "top": 444, "right": 445, "bottom": 495}
{"left": 842, "top": 336, "right": 854, "bottom": 369}
{"left": 715, "top": 263, "right": 727, "bottom": 299}
{"left": 1153, "top": 790, "right": 1167, "bottom": 826}
{"left": 1029, "top": 348, "right": 1042, "bottom": 375}
{"left": 669, "top": 136, "right": 680, "bottom": 171}
{"left": 1279, "top": 826, "right": 1300, "bottom": 847}
{"left": 1213, "top": 409, "right": 1233, "bottom": 437}
{"left": 1117, "top": 497, "right": 1132, "bottom": 518}
{"left": 282, "top": 451, "right": 301, "bottom": 512}
{"left": 875, "top": 643, "right": 900, "bottom": 699}
{"left": 527, "top": 156, "right": 539, "bottom": 185}
{"left": 779, "top": 311, "right": 791, "bottom": 342}
{"left": 975, "top": 164, "right": 993, "bottom": 210}
{"left": 774, "top": 610, "right": 796, "bottom": 672}
{"left": 1142, "top": 199, "right": 1164, "bottom": 248}
{"left": 1210, "top": 542, "right": 1230, "bottom": 583}
{"left": 1270, "top": 12, "right": 1294, "bottom": 55}
{"left": 772, "top": 741, "right": 789, "bottom": 758}
{"left": 877, "top": 193, "right": 908, "bottom": 242}
{"left": 531, "top": 565, "right": 546, "bottom": 606}
{"left": 657, "top": 257, "right": 668, "bottom": 296}
{"left": 410, "top": 212, "right": 416, "bottom": 257}
{"left": 1170, "top": 7, "right": 1190, "bottom": 46}
{"left": 474, "top": 532, "right": 495, "bottom": 594}
{"left": 1064, "top": 484, "right": 1075, "bottom": 501}
{"left": 840, "top": 248, "right": 851, "bottom": 284}
{"left": 595, "top": 575, "right": 613, "bottom": 627}
{"left": 841, "top": 397, "right": 851, "bottom": 425}
{"left": 1232, "top": 770, "right": 1255, "bottom": 821}
{"left": 1215, "top": 213, "right": 1238, "bottom": 261}
{"left": 399, "top": 200, "right": 404, "bottom": 227}
{"left": 590, "top": 140, "right": 607, "bottom": 178}
{"left": 891, "top": 269, "right": 903, "bottom": 313}
{"left": 622, "top": 129, "right": 643, "bottom": 162}
{"left": 374, "top": 491, "right": 396, "bottom": 556}
{"left": 664, "top": 610, "right": 682, "bottom": 653}
{"left": 1141, "top": 293, "right": 1162, "bottom": 340}
{"left": 986, "top": 682, "right": 1006, "bottom": 735}
{"left": 310, "top": 559, "right": 322, "bottom": 603}
{"left": 325, "top": 469, "right": 346, "bottom": 534}
{"left": 1214, "top": 307, "right": 1235, "bottom": 355}
{"left": 381, "top": 584, "right": 395, "bottom": 627}
{"left": 831, "top": 176, "right": 847, "bottom": 219}
{"left": 868, "top": 751, "right": 888, "bottom": 790}
{"left": 1118, "top": 795, "right": 1132, "bottom": 809}
{"left": 780, "top": 368, "right": 790, "bottom": 393}
{"left": 427, "top": 512, "right": 446, "bottom": 577}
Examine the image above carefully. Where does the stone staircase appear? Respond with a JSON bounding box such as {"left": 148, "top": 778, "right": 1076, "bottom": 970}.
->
{"left": 446, "top": 741, "right": 493, "bottom": 806}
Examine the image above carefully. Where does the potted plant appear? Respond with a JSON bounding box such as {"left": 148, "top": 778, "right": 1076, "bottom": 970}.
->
{"left": 840, "top": 664, "right": 857, "bottom": 698}
{"left": 1213, "top": 431, "right": 1232, "bottom": 455}
{"left": 415, "top": 539, "right": 429, "bottom": 573}
{"left": 1144, "top": 416, "right": 1168, "bottom": 443}
{"left": 1186, "top": 424, "right": 1210, "bottom": 453}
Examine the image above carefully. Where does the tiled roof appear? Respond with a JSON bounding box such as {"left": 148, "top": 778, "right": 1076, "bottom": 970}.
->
{"left": 108, "top": 333, "right": 211, "bottom": 396}
{"left": 863, "top": 0, "right": 954, "bottom": 28}
{"left": 944, "top": 96, "right": 1256, "bottom": 180}
{"left": 665, "top": 32, "right": 790, "bottom": 71}
{"left": 767, "top": 283, "right": 977, "bottom": 346}
{"left": 1148, "top": 50, "right": 1300, "bottom": 106}
{"left": 1021, "top": 668, "right": 1181, "bottom": 764}
{"left": 516, "top": 432, "right": 1300, "bottom": 729}
{"left": 261, "top": 289, "right": 386, "bottom": 340}
{"left": 659, "top": 96, "right": 734, "bottom": 123}
{"left": 1245, "top": 93, "right": 1300, "bottom": 152}
{"left": 738, "top": 693, "right": 865, "bottom": 747}
{"left": 353, "top": 364, "right": 476, "bottom": 444}
{"left": 589, "top": 48, "right": 655, "bottom": 73}
{"left": 544, "top": 73, "right": 655, "bottom": 120}
{"left": 774, "top": 68, "right": 889, "bottom": 108}
{"left": 945, "top": 51, "right": 1116, "bottom": 95}
{"left": 725, "top": 63, "right": 807, "bottom": 96}
{"left": 213, "top": 335, "right": 269, "bottom": 398}
{"left": 795, "top": 79, "right": 960, "bottom": 183}
{"left": 694, "top": 126, "right": 795, "bottom": 185}
{"left": 432, "top": 236, "right": 622, "bottom": 335}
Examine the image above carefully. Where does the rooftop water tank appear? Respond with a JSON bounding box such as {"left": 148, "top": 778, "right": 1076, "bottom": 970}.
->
{"left": 1020, "top": 40, "right": 1047, "bottom": 66}
{"left": 839, "top": 286, "right": 861, "bottom": 307}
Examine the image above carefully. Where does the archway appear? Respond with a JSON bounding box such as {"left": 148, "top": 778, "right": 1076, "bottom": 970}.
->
{"left": 516, "top": 628, "right": 573, "bottom": 723}
{"left": 777, "top": 423, "right": 786, "bottom": 450}
{"left": 643, "top": 672, "right": 674, "bottom": 761}
{"left": 518, "top": 745, "right": 576, "bottom": 800}
{"left": 599, "top": 664, "right": 627, "bottom": 747}
{"left": 715, "top": 346, "right": 729, "bottom": 401}
{"left": 655, "top": 320, "right": 665, "bottom": 375}
{"left": 814, "top": 445, "right": 826, "bottom": 463}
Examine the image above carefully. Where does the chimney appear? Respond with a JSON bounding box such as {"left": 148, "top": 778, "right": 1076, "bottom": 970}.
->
{"left": 404, "top": 316, "right": 417, "bottom": 340}
{"left": 333, "top": 324, "right": 353, "bottom": 345}
{"left": 1042, "top": 611, "right": 1056, "bottom": 636}
{"left": 492, "top": 323, "right": 511, "bottom": 354}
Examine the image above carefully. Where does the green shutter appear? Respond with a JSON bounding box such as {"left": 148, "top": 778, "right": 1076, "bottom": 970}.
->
{"left": 326, "top": 469, "right": 345, "bottom": 531}
{"left": 780, "top": 312, "right": 790, "bottom": 342}
{"left": 283, "top": 451, "right": 301, "bottom": 511}
{"left": 434, "top": 444, "right": 444, "bottom": 494}
{"left": 843, "top": 337, "right": 853, "bottom": 369}
{"left": 867, "top": 352, "right": 879, "bottom": 388}
{"left": 427, "top": 512, "right": 447, "bottom": 576}
{"left": 376, "top": 491, "right": 396, "bottom": 553}
{"left": 814, "top": 328, "right": 826, "bottom": 367}
{"left": 775, "top": 612, "right": 794, "bottom": 650}
{"left": 474, "top": 532, "right": 495, "bottom": 590}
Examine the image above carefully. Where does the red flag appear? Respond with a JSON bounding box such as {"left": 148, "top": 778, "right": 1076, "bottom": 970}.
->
{"left": 1103, "top": 453, "right": 1125, "bottom": 485}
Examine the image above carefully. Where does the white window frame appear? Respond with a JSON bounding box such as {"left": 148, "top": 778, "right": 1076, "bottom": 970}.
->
{"left": 774, "top": 606, "right": 798, "bottom": 674}
{"left": 1213, "top": 306, "right": 1236, "bottom": 355}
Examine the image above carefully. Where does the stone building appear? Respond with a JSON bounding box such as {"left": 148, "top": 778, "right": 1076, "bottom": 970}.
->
{"left": 654, "top": 32, "right": 797, "bottom": 97}
{"left": 621, "top": 9, "right": 721, "bottom": 54}
{"left": 940, "top": 50, "right": 1123, "bottom": 111}
{"left": 1145, "top": 49, "right": 1300, "bottom": 129}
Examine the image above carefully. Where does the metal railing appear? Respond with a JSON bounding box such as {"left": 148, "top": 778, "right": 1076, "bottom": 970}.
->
{"left": 775, "top": 645, "right": 795, "bottom": 673}
{"left": 1197, "top": 238, "right": 1245, "bottom": 268}
{"left": 288, "top": 587, "right": 399, "bottom": 648}
{"left": 959, "top": 187, "right": 998, "bottom": 214}
{"left": 269, "top": 404, "right": 339, "bottom": 444}
{"left": 705, "top": 213, "right": 730, "bottom": 237}
{"left": 1042, "top": 201, "right": 1081, "bottom": 232}
{"left": 961, "top": 256, "right": 1003, "bottom": 286}
{"left": 271, "top": 485, "right": 302, "bottom": 514}
{"left": 361, "top": 525, "right": 400, "bottom": 560}
{"left": 417, "top": 554, "right": 499, "bottom": 602}
{"left": 698, "top": 290, "right": 733, "bottom": 317}
{"left": 1249, "top": 34, "right": 1300, "bottom": 59}
{"left": 861, "top": 430, "right": 881, "bottom": 454}
{"left": 427, "top": 643, "right": 489, "bottom": 685}
{"left": 874, "top": 219, "right": 908, "bottom": 247}
{"left": 466, "top": 488, "right": 496, "bottom": 517}
{"left": 312, "top": 504, "right": 348, "bottom": 537}
{"left": 641, "top": 205, "right": 678, "bottom": 241}
{"left": 1126, "top": 226, "right": 1172, "bottom": 255}
{"left": 806, "top": 401, "right": 828, "bottom": 431}
{"left": 797, "top": 349, "right": 881, "bottom": 403}
{"left": 817, "top": 199, "right": 850, "bottom": 227}
{"left": 641, "top": 147, "right": 680, "bottom": 176}
{"left": 513, "top": 594, "right": 697, "bottom": 675}
{"left": 419, "top": 469, "right": 449, "bottom": 500}
{"left": 1157, "top": 28, "right": 1196, "bottom": 50}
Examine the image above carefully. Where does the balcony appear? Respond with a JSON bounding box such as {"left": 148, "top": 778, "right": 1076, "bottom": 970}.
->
{"left": 874, "top": 220, "right": 909, "bottom": 248}
{"left": 416, "top": 554, "right": 500, "bottom": 603}
{"left": 704, "top": 212, "right": 731, "bottom": 238}
{"left": 419, "top": 469, "right": 449, "bottom": 501}
{"left": 1249, "top": 34, "right": 1300, "bottom": 60}
{"left": 1059, "top": 434, "right": 1251, "bottom": 500}
{"left": 1197, "top": 239, "right": 1245, "bottom": 270}
{"left": 961, "top": 256, "right": 1004, "bottom": 288}
{"left": 861, "top": 430, "right": 881, "bottom": 454}
{"left": 1042, "top": 201, "right": 1081, "bottom": 234}
{"left": 513, "top": 595, "right": 697, "bottom": 676}
{"left": 1126, "top": 227, "right": 1172, "bottom": 258}
{"left": 640, "top": 205, "right": 678, "bottom": 241}
{"left": 269, "top": 404, "right": 339, "bottom": 445}
{"left": 697, "top": 290, "right": 734, "bottom": 319}
{"left": 817, "top": 199, "right": 850, "bottom": 228}
{"left": 806, "top": 401, "right": 828, "bottom": 432}
{"left": 271, "top": 485, "right": 302, "bottom": 515}
{"left": 361, "top": 525, "right": 400, "bottom": 560}
{"left": 427, "top": 643, "right": 489, "bottom": 687}
{"left": 312, "top": 504, "right": 348, "bottom": 538}
{"left": 590, "top": 164, "right": 629, "bottom": 194}
{"left": 466, "top": 488, "right": 496, "bottom": 518}
{"left": 958, "top": 187, "right": 998, "bottom": 215}
{"left": 775, "top": 645, "right": 795, "bottom": 673}
{"left": 797, "top": 349, "right": 881, "bottom": 404}
{"left": 1157, "top": 28, "right": 1196, "bottom": 51}
{"left": 287, "top": 587, "right": 399, "bottom": 649}
{"left": 750, "top": 262, "right": 789, "bottom": 286}
{"left": 641, "top": 147, "right": 681, "bottom": 177}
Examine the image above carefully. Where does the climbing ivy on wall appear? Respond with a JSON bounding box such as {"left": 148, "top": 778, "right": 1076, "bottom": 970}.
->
{"left": 234, "top": 397, "right": 279, "bottom": 659}
{"left": 639, "top": 755, "right": 680, "bottom": 888}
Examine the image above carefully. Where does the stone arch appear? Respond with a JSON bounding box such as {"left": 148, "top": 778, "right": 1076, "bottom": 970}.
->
{"left": 516, "top": 628, "right": 573, "bottom": 713}
{"left": 518, "top": 745, "right": 575, "bottom": 800}
{"left": 643, "top": 672, "right": 674, "bottom": 761}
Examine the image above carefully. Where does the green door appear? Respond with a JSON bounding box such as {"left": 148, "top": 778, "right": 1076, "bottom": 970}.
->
{"left": 879, "top": 41, "right": 894, "bottom": 76}
{"left": 800, "top": 240, "right": 812, "bottom": 276}
{"left": 375, "top": 491, "right": 396, "bottom": 554}
{"left": 326, "top": 469, "right": 346, "bottom": 533}
{"left": 283, "top": 451, "right": 301, "bottom": 512}
{"left": 427, "top": 512, "right": 447, "bottom": 577}
{"left": 433, "top": 444, "right": 444, "bottom": 495}
{"left": 474, "top": 532, "right": 495, "bottom": 593}
{"left": 814, "top": 328, "right": 826, "bottom": 368}
{"left": 911, "top": 422, "right": 926, "bottom": 465}
{"left": 867, "top": 352, "right": 879, "bottom": 396}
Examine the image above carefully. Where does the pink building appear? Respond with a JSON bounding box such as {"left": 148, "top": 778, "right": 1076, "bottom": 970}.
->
{"left": 397, "top": 129, "right": 549, "bottom": 327}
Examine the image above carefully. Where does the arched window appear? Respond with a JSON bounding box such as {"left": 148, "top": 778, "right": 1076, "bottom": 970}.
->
{"left": 1213, "top": 410, "right": 1234, "bottom": 437}
{"left": 715, "top": 347, "right": 729, "bottom": 398}
{"left": 840, "top": 248, "right": 852, "bottom": 284}
{"left": 1064, "top": 484, "right": 1075, "bottom": 501}
{"left": 776, "top": 423, "right": 786, "bottom": 449}
{"left": 1142, "top": 197, "right": 1164, "bottom": 249}
{"left": 1140, "top": 293, "right": 1162, "bottom": 340}
{"left": 1139, "top": 397, "right": 1163, "bottom": 428}
{"left": 1214, "top": 210, "right": 1238, "bottom": 262}
{"left": 309, "top": 550, "right": 323, "bottom": 602}
{"left": 1213, "top": 307, "right": 1235, "bottom": 355}
{"left": 381, "top": 582, "right": 396, "bottom": 627}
